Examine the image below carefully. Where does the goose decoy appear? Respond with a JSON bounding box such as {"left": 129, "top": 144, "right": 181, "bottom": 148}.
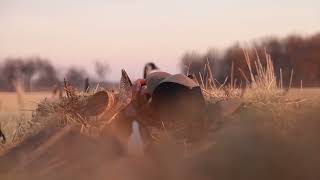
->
{"left": 140, "top": 63, "right": 207, "bottom": 141}
{"left": 147, "top": 73, "right": 207, "bottom": 140}
{"left": 142, "top": 63, "right": 205, "bottom": 115}
{"left": 143, "top": 62, "right": 159, "bottom": 79}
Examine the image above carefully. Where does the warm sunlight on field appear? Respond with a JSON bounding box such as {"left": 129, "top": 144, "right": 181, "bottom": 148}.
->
{"left": 0, "top": 54, "right": 319, "bottom": 179}
{"left": 0, "top": 92, "right": 51, "bottom": 112}
{"left": 1, "top": 1, "right": 320, "bottom": 179}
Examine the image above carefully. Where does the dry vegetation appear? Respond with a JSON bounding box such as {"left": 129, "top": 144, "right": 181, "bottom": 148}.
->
{"left": 0, "top": 51, "right": 319, "bottom": 180}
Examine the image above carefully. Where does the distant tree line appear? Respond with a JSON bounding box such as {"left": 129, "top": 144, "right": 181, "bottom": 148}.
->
{"left": 1, "top": 33, "right": 319, "bottom": 91}
{"left": 180, "top": 33, "right": 320, "bottom": 87}
{"left": 0, "top": 57, "right": 110, "bottom": 91}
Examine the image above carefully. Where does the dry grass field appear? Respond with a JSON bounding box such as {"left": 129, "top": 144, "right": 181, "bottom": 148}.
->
{"left": 0, "top": 92, "right": 50, "bottom": 112}
{"left": 0, "top": 55, "right": 319, "bottom": 179}
{"left": 0, "top": 87, "right": 319, "bottom": 180}
{"left": 0, "top": 92, "right": 52, "bottom": 145}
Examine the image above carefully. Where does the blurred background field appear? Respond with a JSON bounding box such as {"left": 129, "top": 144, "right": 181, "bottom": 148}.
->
{"left": 0, "top": 92, "right": 50, "bottom": 112}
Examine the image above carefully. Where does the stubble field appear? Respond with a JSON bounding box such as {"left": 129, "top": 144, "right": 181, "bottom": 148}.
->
{"left": 0, "top": 88, "right": 319, "bottom": 179}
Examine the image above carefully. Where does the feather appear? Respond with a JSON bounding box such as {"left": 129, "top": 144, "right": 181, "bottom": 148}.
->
{"left": 119, "top": 69, "right": 133, "bottom": 106}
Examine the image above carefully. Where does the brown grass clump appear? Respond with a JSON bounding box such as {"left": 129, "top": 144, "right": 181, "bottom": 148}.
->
{"left": 2, "top": 84, "right": 103, "bottom": 148}
{"left": 11, "top": 75, "right": 132, "bottom": 145}
{"left": 198, "top": 49, "right": 307, "bottom": 133}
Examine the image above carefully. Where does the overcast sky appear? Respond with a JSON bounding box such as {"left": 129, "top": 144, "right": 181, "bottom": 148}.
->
{"left": 0, "top": 0, "right": 319, "bottom": 81}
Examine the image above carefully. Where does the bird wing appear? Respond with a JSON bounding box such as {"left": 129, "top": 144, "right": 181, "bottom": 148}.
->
{"left": 119, "top": 69, "right": 133, "bottom": 106}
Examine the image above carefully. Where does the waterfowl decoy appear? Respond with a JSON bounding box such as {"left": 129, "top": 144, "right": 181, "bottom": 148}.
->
{"left": 140, "top": 63, "right": 207, "bottom": 141}
{"left": 147, "top": 73, "right": 207, "bottom": 141}
{"left": 143, "top": 62, "right": 159, "bottom": 79}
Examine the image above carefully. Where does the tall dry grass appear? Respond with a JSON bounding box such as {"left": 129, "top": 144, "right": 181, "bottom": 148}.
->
{"left": 199, "top": 49, "right": 285, "bottom": 101}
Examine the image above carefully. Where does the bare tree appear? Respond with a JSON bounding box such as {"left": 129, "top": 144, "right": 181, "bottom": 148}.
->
{"left": 65, "top": 67, "right": 88, "bottom": 89}
{"left": 180, "top": 33, "right": 320, "bottom": 87}
{"left": 33, "top": 59, "right": 59, "bottom": 89}
{"left": 94, "top": 61, "right": 110, "bottom": 81}
{"left": 180, "top": 49, "right": 220, "bottom": 83}
{"left": 0, "top": 57, "right": 59, "bottom": 91}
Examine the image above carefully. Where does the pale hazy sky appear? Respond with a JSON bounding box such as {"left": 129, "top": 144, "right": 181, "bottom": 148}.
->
{"left": 0, "top": 0, "right": 319, "bottom": 80}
